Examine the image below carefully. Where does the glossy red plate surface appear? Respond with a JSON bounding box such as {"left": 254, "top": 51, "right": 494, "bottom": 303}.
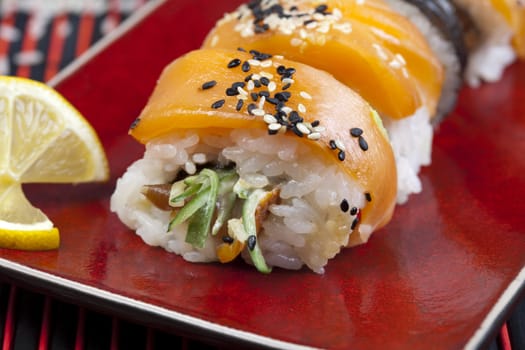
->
{"left": 1, "top": 1, "right": 524, "bottom": 349}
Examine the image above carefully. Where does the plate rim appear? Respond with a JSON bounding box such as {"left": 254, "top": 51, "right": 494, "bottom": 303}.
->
{"left": 22, "top": 0, "right": 525, "bottom": 348}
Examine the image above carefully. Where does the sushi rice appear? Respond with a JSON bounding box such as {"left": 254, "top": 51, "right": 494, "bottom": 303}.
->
{"left": 111, "top": 128, "right": 368, "bottom": 274}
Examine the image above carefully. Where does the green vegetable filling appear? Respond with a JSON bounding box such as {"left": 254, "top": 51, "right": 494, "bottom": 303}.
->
{"left": 167, "top": 166, "right": 274, "bottom": 273}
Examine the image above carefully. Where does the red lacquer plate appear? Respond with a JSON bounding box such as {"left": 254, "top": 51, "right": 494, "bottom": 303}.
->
{"left": 1, "top": 1, "right": 524, "bottom": 349}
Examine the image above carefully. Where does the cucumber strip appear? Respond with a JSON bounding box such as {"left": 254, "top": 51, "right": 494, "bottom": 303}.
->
{"left": 178, "top": 169, "right": 220, "bottom": 247}
{"left": 242, "top": 189, "right": 272, "bottom": 274}
{"left": 185, "top": 195, "right": 215, "bottom": 248}
{"left": 167, "top": 187, "right": 210, "bottom": 232}
{"left": 211, "top": 191, "right": 237, "bottom": 236}
{"left": 170, "top": 182, "right": 201, "bottom": 204}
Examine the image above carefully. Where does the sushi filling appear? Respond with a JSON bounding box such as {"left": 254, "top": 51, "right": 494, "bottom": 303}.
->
{"left": 141, "top": 164, "right": 280, "bottom": 273}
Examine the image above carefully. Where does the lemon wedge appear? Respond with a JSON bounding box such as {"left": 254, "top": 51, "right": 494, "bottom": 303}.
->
{"left": 0, "top": 76, "right": 109, "bottom": 250}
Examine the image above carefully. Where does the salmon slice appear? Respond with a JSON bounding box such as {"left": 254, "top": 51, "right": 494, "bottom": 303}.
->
{"left": 129, "top": 48, "right": 398, "bottom": 241}
{"left": 202, "top": 0, "right": 444, "bottom": 120}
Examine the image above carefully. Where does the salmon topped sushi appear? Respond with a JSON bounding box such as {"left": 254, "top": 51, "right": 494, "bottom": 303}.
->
{"left": 110, "top": 48, "right": 397, "bottom": 273}
{"left": 202, "top": 0, "right": 464, "bottom": 203}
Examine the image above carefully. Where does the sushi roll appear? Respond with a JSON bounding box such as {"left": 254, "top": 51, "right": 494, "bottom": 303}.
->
{"left": 202, "top": 0, "right": 465, "bottom": 204}
{"left": 450, "top": 0, "right": 525, "bottom": 86}
{"left": 110, "top": 48, "right": 397, "bottom": 273}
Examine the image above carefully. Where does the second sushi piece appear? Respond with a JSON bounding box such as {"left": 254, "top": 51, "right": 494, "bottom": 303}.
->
{"left": 202, "top": 0, "right": 466, "bottom": 204}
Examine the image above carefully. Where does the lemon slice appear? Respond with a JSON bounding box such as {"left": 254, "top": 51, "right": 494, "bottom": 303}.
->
{"left": 0, "top": 76, "right": 109, "bottom": 250}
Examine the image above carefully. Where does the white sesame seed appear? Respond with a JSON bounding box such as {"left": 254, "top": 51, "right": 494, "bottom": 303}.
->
{"left": 299, "top": 29, "right": 308, "bottom": 39}
{"left": 298, "top": 103, "right": 306, "bottom": 113}
{"left": 313, "top": 126, "right": 326, "bottom": 132}
{"left": 237, "top": 86, "right": 248, "bottom": 96}
{"left": 184, "top": 161, "right": 197, "bottom": 175}
{"left": 282, "top": 78, "right": 294, "bottom": 85}
{"left": 335, "top": 140, "right": 346, "bottom": 152}
{"left": 316, "top": 35, "right": 327, "bottom": 46}
{"left": 252, "top": 108, "right": 266, "bottom": 117}
{"left": 237, "top": 94, "right": 248, "bottom": 100}
{"left": 247, "top": 80, "right": 255, "bottom": 90}
{"left": 305, "top": 21, "right": 318, "bottom": 29}
{"left": 268, "top": 81, "right": 277, "bottom": 92}
{"left": 307, "top": 132, "right": 321, "bottom": 140}
{"left": 261, "top": 60, "right": 273, "bottom": 68}
{"left": 334, "top": 22, "right": 352, "bottom": 34}
{"left": 268, "top": 123, "right": 282, "bottom": 131}
{"left": 264, "top": 114, "right": 278, "bottom": 124}
{"left": 258, "top": 96, "right": 266, "bottom": 109}
{"left": 248, "top": 59, "right": 261, "bottom": 66}
{"left": 260, "top": 71, "right": 274, "bottom": 79}
{"left": 296, "top": 123, "right": 311, "bottom": 135}
{"left": 291, "top": 38, "right": 303, "bottom": 47}
{"left": 192, "top": 153, "right": 207, "bottom": 164}
{"left": 274, "top": 55, "right": 284, "bottom": 60}
{"left": 317, "top": 23, "right": 331, "bottom": 34}
{"left": 279, "top": 125, "right": 287, "bottom": 134}
{"left": 300, "top": 91, "right": 312, "bottom": 100}
{"left": 313, "top": 13, "right": 326, "bottom": 21}
{"left": 281, "top": 106, "right": 292, "bottom": 114}
{"left": 252, "top": 74, "right": 261, "bottom": 80}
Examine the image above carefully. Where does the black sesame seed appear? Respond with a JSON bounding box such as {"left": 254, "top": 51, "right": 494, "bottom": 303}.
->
{"left": 288, "top": 111, "right": 302, "bottom": 123}
{"left": 277, "top": 65, "right": 287, "bottom": 75}
{"left": 222, "top": 236, "right": 234, "bottom": 244}
{"left": 260, "top": 77, "right": 270, "bottom": 86}
{"left": 228, "top": 58, "right": 242, "bottom": 68}
{"left": 291, "top": 125, "right": 304, "bottom": 137}
{"left": 285, "top": 67, "right": 296, "bottom": 76}
{"left": 338, "top": 150, "right": 346, "bottom": 161}
{"left": 268, "top": 128, "right": 279, "bottom": 135}
{"left": 350, "top": 207, "right": 358, "bottom": 216}
{"left": 236, "top": 99, "right": 244, "bottom": 112}
{"left": 259, "top": 91, "right": 270, "bottom": 98}
{"left": 290, "top": 5, "right": 298, "bottom": 11}
{"left": 130, "top": 118, "right": 140, "bottom": 130}
{"left": 237, "top": 47, "right": 246, "bottom": 52}
{"left": 211, "top": 99, "right": 225, "bottom": 109}
{"left": 251, "top": 92, "right": 259, "bottom": 101}
{"left": 275, "top": 91, "right": 291, "bottom": 102}
{"left": 340, "top": 199, "right": 349, "bottom": 213}
{"left": 329, "top": 140, "right": 337, "bottom": 149}
{"left": 254, "top": 23, "right": 269, "bottom": 33}
{"left": 365, "top": 192, "right": 372, "bottom": 202}
{"left": 247, "top": 235, "right": 257, "bottom": 251}
{"left": 282, "top": 83, "right": 291, "bottom": 90}
{"left": 247, "top": 103, "right": 257, "bottom": 115}
{"left": 359, "top": 136, "right": 369, "bottom": 151}
{"left": 266, "top": 97, "right": 279, "bottom": 105}
{"left": 254, "top": 80, "right": 262, "bottom": 88}
{"left": 311, "top": 120, "right": 320, "bottom": 127}
{"left": 351, "top": 217, "right": 359, "bottom": 230}
{"left": 226, "top": 87, "right": 238, "bottom": 96}
{"left": 242, "top": 61, "right": 251, "bottom": 72}
{"left": 303, "top": 19, "right": 316, "bottom": 26}
{"left": 244, "top": 74, "right": 254, "bottom": 82}
{"left": 232, "top": 82, "right": 246, "bottom": 89}
{"left": 315, "top": 4, "right": 329, "bottom": 13}
{"left": 350, "top": 128, "right": 363, "bottom": 137}
{"left": 201, "top": 80, "right": 217, "bottom": 90}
